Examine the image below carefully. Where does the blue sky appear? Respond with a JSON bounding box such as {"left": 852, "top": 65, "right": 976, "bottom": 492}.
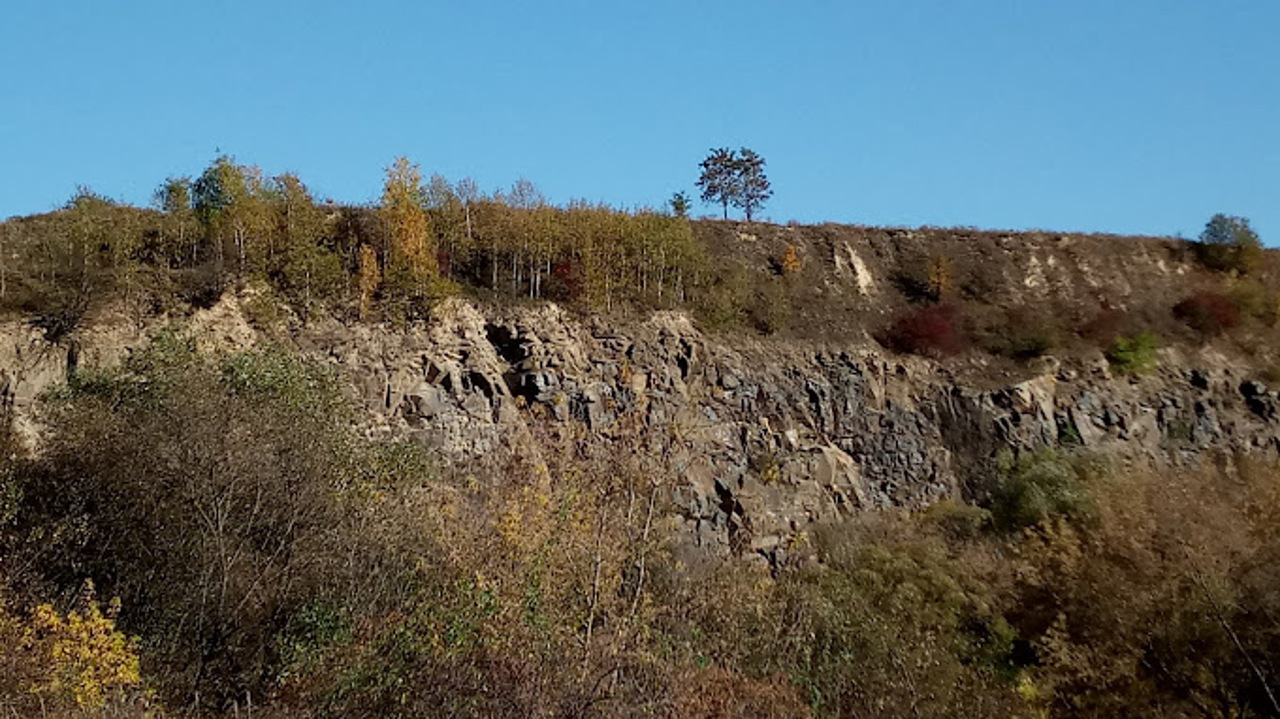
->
{"left": 2, "top": 1, "right": 1277, "bottom": 240}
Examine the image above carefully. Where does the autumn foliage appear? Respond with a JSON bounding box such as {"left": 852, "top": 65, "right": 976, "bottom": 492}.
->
{"left": 883, "top": 303, "right": 965, "bottom": 357}
{"left": 3, "top": 339, "right": 1280, "bottom": 716}
{"left": 1174, "top": 290, "right": 1241, "bottom": 335}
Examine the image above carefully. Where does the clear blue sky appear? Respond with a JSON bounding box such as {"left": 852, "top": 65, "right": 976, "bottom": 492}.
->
{"left": 2, "top": 1, "right": 1277, "bottom": 240}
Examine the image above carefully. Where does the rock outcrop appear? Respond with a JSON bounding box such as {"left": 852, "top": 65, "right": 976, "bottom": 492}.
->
{"left": 2, "top": 295, "right": 1277, "bottom": 563}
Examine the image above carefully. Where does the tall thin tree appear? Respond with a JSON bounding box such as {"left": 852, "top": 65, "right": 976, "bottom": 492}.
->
{"left": 733, "top": 148, "right": 772, "bottom": 222}
{"left": 696, "top": 148, "right": 741, "bottom": 220}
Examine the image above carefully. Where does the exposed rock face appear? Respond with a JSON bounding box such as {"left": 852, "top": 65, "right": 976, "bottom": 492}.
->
{"left": 3, "top": 296, "right": 1278, "bottom": 563}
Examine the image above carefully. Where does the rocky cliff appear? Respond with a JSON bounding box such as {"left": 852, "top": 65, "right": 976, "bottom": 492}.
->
{"left": 2, "top": 282, "right": 1276, "bottom": 565}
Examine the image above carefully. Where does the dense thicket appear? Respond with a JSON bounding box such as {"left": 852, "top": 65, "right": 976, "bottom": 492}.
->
{"left": 0, "top": 157, "right": 708, "bottom": 337}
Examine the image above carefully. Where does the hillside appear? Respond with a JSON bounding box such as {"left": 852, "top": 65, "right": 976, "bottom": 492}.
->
{"left": 3, "top": 180, "right": 1280, "bottom": 716}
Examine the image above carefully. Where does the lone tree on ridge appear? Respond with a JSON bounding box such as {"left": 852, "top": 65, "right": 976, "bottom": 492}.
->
{"left": 1197, "top": 213, "right": 1262, "bottom": 275}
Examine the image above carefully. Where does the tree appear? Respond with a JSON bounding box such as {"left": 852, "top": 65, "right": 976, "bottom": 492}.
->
{"left": 192, "top": 155, "right": 271, "bottom": 276}
{"left": 503, "top": 179, "right": 548, "bottom": 297}
{"left": 696, "top": 147, "right": 773, "bottom": 221}
{"left": 270, "top": 174, "right": 342, "bottom": 316}
{"left": 380, "top": 156, "right": 438, "bottom": 296}
{"left": 1198, "top": 213, "right": 1263, "bottom": 274}
{"left": 455, "top": 177, "right": 479, "bottom": 247}
{"left": 669, "top": 191, "right": 691, "bottom": 218}
{"left": 357, "top": 243, "right": 380, "bottom": 320}
{"left": 153, "top": 177, "right": 198, "bottom": 266}
{"left": 697, "top": 148, "right": 741, "bottom": 220}
{"left": 733, "top": 148, "right": 772, "bottom": 222}
{"left": 926, "top": 254, "right": 955, "bottom": 302}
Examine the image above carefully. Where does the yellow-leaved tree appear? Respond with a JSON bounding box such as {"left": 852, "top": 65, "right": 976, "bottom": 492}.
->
{"left": 381, "top": 157, "right": 439, "bottom": 309}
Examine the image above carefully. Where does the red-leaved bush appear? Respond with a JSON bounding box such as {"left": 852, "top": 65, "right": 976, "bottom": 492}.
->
{"left": 1078, "top": 305, "right": 1129, "bottom": 346}
{"left": 1174, "top": 291, "right": 1240, "bottom": 335}
{"left": 882, "top": 303, "right": 965, "bottom": 357}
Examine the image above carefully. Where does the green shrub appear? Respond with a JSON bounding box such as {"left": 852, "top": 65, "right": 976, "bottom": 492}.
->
{"left": 12, "top": 339, "right": 387, "bottom": 708}
{"left": 972, "top": 307, "right": 1062, "bottom": 361}
{"left": 693, "top": 264, "right": 750, "bottom": 329}
{"left": 990, "top": 449, "right": 1099, "bottom": 531}
{"left": 1106, "top": 330, "right": 1159, "bottom": 376}
{"left": 1227, "top": 280, "right": 1276, "bottom": 324}
{"left": 747, "top": 278, "right": 789, "bottom": 335}
{"left": 924, "top": 498, "right": 994, "bottom": 540}
{"left": 275, "top": 600, "right": 353, "bottom": 681}
{"left": 686, "top": 526, "right": 1023, "bottom": 717}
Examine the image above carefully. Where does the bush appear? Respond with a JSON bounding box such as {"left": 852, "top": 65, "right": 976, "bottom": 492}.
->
{"left": 779, "top": 244, "right": 802, "bottom": 275}
{"left": 675, "top": 521, "right": 1023, "bottom": 718}
{"left": 693, "top": 264, "right": 750, "bottom": 329}
{"left": 1228, "top": 280, "right": 1276, "bottom": 324}
{"left": 1106, "top": 330, "right": 1159, "bottom": 376}
{"left": 990, "top": 449, "right": 1099, "bottom": 531}
{"left": 882, "top": 303, "right": 965, "bottom": 357}
{"left": 1078, "top": 305, "right": 1129, "bottom": 347}
{"left": 0, "top": 581, "right": 143, "bottom": 713}
{"left": 1005, "top": 460, "right": 1280, "bottom": 718}
{"left": 10, "top": 338, "right": 409, "bottom": 708}
{"left": 972, "top": 307, "right": 1062, "bottom": 361}
{"left": 1173, "top": 290, "right": 1240, "bottom": 335}
{"left": 924, "top": 498, "right": 994, "bottom": 541}
{"left": 747, "top": 278, "right": 789, "bottom": 335}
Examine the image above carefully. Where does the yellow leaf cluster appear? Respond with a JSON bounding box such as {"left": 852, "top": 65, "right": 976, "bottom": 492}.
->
{"left": 927, "top": 253, "right": 955, "bottom": 300}
{"left": 780, "top": 244, "right": 802, "bottom": 274}
{"left": 21, "top": 583, "right": 142, "bottom": 709}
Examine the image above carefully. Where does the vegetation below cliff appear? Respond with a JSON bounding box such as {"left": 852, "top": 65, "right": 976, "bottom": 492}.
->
{"left": 3, "top": 339, "right": 1280, "bottom": 717}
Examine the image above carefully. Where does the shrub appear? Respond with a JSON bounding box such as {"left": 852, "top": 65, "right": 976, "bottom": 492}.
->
{"left": 924, "top": 498, "right": 994, "bottom": 541}
{"left": 274, "top": 600, "right": 353, "bottom": 682}
{"left": 972, "top": 307, "right": 1062, "bottom": 361}
{"left": 0, "top": 581, "right": 142, "bottom": 713}
{"left": 1106, "top": 330, "right": 1159, "bottom": 376}
{"left": 927, "top": 253, "right": 956, "bottom": 301}
{"left": 11, "top": 339, "right": 405, "bottom": 708}
{"left": 990, "top": 449, "right": 1098, "bottom": 531}
{"left": 1228, "top": 280, "right": 1276, "bottom": 324}
{"left": 1005, "top": 460, "right": 1280, "bottom": 717}
{"left": 747, "top": 278, "right": 789, "bottom": 335}
{"left": 681, "top": 523, "right": 1023, "bottom": 718}
{"left": 1173, "top": 290, "right": 1240, "bottom": 335}
{"left": 882, "top": 303, "right": 965, "bottom": 357}
{"left": 1078, "top": 305, "right": 1128, "bottom": 346}
{"left": 693, "top": 265, "right": 750, "bottom": 329}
